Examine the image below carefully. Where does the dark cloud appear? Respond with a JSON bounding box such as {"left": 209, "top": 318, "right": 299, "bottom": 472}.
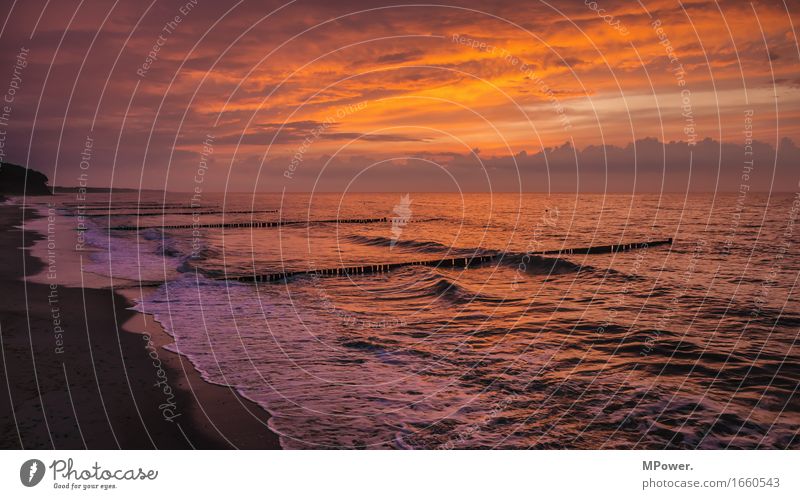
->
{"left": 214, "top": 120, "right": 430, "bottom": 145}
{"left": 215, "top": 137, "right": 800, "bottom": 193}
{"left": 374, "top": 50, "right": 425, "bottom": 64}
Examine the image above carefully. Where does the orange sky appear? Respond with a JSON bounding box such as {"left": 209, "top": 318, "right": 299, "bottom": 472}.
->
{"left": 1, "top": 0, "right": 798, "bottom": 191}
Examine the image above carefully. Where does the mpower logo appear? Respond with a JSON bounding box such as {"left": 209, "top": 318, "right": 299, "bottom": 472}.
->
{"left": 20, "top": 459, "right": 45, "bottom": 487}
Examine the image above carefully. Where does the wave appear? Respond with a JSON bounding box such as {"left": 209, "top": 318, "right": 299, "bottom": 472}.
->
{"left": 347, "top": 234, "right": 587, "bottom": 278}
{"left": 411, "top": 273, "right": 509, "bottom": 304}
{"left": 500, "top": 252, "right": 584, "bottom": 275}
{"left": 346, "top": 234, "right": 460, "bottom": 254}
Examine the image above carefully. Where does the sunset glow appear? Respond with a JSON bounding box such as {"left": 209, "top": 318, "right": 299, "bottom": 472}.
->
{"left": 1, "top": 0, "right": 798, "bottom": 191}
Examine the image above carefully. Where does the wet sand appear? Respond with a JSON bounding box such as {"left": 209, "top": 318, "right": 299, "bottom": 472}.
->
{"left": 0, "top": 200, "right": 281, "bottom": 449}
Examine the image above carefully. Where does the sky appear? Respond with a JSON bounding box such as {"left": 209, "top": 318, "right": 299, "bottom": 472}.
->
{"left": 0, "top": 0, "right": 798, "bottom": 192}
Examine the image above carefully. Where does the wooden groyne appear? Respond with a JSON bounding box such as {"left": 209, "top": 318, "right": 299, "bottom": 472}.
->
{"left": 541, "top": 238, "right": 671, "bottom": 255}
{"left": 63, "top": 203, "right": 193, "bottom": 210}
{"left": 110, "top": 217, "right": 388, "bottom": 231}
{"left": 236, "top": 254, "right": 499, "bottom": 283}
{"left": 234, "top": 238, "right": 673, "bottom": 283}
{"left": 81, "top": 209, "right": 278, "bottom": 218}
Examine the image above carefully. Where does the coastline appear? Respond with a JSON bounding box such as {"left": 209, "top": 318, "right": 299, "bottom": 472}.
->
{"left": 0, "top": 200, "right": 281, "bottom": 449}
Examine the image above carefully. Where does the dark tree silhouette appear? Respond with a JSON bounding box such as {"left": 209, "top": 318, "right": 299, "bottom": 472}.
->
{"left": 0, "top": 162, "right": 50, "bottom": 195}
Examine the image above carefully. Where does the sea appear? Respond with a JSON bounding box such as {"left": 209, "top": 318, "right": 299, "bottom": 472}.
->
{"left": 27, "top": 191, "right": 800, "bottom": 449}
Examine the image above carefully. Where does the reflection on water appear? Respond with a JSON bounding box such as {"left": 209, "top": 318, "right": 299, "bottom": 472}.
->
{"left": 46, "top": 192, "right": 800, "bottom": 448}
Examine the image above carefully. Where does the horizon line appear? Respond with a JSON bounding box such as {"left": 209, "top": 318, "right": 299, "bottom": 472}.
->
{"left": 48, "top": 188, "right": 800, "bottom": 195}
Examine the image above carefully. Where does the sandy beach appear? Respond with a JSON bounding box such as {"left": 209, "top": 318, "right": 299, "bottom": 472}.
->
{"left": 0, "top": 199, "right": 281, "bottom": 449}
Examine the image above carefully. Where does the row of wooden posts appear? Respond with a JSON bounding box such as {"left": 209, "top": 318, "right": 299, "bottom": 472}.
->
{"left": 234, "top": 238, "right": 673, "bottom": 283}
{"left": 540, "top": 239, "right": 668, "bottom": 255}
{"left": 110, "top": 217, "right": 389, "bottom": 231}
{"left": 80, "top": 209, "right": 279, "bottom": 218}
{"left": 237, "top": 254, "right": 499, "bottom": 283}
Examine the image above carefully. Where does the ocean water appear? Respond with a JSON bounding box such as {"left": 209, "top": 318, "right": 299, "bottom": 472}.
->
{"left": 40, "top": 191, "right": 800, "bottom": 449}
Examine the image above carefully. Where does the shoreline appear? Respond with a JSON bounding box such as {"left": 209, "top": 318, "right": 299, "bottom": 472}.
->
{"left": 0, "top": 200, "right": 281, "bottom": 449}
